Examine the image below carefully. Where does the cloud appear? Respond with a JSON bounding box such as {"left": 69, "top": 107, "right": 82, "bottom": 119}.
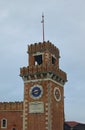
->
{"left": 0, "top": 0, "right": 85, "bottom": 123}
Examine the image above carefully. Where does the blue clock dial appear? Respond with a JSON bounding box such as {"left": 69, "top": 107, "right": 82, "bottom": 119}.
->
{"left": 29, "top": 85, "right": 43, "bottom": 99}
{"left": 32, "top": 87, "right": 41, "bottom": 97}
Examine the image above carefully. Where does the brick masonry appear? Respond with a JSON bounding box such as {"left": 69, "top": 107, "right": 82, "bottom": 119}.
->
{"left": 0, "top": 102, "right": 23, "bottom": 130}
{"left": 0, "top": 41, "right": 67, "bottom": 130}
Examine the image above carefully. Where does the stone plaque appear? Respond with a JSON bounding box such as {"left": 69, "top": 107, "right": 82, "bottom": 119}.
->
{"left": 29, "top": 102, "right": 44, "bottom": 113}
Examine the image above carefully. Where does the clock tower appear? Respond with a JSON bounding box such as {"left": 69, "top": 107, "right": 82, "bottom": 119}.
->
{"left": 20, "top": 41, "right": 67, "bottom": 130}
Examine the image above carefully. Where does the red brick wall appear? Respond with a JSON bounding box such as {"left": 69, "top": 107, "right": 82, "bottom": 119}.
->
{"left": 23, "top": 80, "right": 64, "bottom": 130}
{"left": 0, "top": 102, "right": 23, "bottom": 130}
{"left": 0, "top": 111, "right": 23, "bottom": 130}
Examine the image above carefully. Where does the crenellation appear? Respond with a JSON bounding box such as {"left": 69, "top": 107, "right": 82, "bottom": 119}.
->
{"left": 20, "top": 64, "right": 67, "bottom": 85}
{"left": 28, "top": 41, "right": 59, "bottom": 58}
{"left": 0, "top": 102, "right": 23, "bottom": 111}
{"left": 20, "top": 64, "right": 67, "bottom": 82}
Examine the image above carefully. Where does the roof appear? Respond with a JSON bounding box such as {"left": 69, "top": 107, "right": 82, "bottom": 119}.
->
{"left": 65, "top": 121, "right": 79, "bottom": 127}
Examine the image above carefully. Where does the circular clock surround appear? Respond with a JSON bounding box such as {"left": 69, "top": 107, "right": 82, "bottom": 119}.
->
{"left": 54, "top": 87, "right": 61, "bottom": 102}
{"left": 29, "top": 85, "right": 43, "bottom": 99}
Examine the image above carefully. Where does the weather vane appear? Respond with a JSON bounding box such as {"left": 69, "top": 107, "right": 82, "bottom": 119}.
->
{"left": 41, "top": 13, "right": 45, "bottom": 42}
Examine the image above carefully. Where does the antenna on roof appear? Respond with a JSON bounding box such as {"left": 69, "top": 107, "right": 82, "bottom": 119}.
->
{"left": 41, "top": 13, "right": 45, "bottom": 42}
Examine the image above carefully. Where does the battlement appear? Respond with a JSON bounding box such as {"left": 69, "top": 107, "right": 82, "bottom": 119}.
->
{"left": 28, "top": 41, "right": 59, "bottom": 58}
{"left": 0, "top": 102, "right": 23, "bottom": 111}
{"left": 20, "top": 41, "right": 67, "bottom": 85}
{"left": 20, "top": 64, "right": 67, "bottom": 84}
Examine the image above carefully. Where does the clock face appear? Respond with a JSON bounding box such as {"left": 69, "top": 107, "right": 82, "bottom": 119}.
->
{"left": 54, "top": 87, "right": 61, "bottom": 102}
{"left": 29, "top": 85, "right": 43, "bottom": 99}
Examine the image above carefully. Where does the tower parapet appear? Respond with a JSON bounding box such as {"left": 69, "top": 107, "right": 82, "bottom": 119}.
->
{"left": 0, "top": 102, "right": 23, "bottom": 111}
{"left": 28, "top": 41, "right": 59, "bottom": 58}
{"left": 20, "top": 41, "right": 67, "bottom": 85}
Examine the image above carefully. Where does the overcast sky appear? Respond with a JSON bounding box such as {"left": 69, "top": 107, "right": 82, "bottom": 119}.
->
{"left": 0, "top": 0, "right": 85, "bottom": 123}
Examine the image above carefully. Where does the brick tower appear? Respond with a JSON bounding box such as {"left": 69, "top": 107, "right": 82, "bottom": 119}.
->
{"left": 20, "top": 41, "right": 67, "bottom": 130}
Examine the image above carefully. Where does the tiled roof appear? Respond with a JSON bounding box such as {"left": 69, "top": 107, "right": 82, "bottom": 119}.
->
{"left": 65, "top": 121, "right": 79, "bottom": 127}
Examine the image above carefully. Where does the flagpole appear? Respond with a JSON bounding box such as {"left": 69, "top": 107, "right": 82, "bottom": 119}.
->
{"left": 41, "top": 13, "right": 45, "bottom": 42}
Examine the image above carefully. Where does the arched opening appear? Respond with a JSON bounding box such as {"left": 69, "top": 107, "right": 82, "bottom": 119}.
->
{"left": 1, "top": 118, "right": 7, "bottom": 128}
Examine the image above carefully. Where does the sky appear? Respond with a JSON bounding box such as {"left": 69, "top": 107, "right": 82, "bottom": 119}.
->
{"left": 0, "top": 0, "right": 85, "bottom": 123}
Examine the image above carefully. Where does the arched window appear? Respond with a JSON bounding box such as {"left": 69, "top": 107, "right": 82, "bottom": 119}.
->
{"left": 1, "top": 118, "right": 7, "bottom": 128}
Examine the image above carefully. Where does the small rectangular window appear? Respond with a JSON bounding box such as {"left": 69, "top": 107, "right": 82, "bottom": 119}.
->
{"left": 52, "top": 56, "right": 56, "bottom": 64}
{"left": 34, "top": 55, "right": 42, "bottom": 65}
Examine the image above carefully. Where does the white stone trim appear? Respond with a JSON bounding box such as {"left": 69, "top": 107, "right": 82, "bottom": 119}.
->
{"left": 54, "top": 87, "right": 61, "bottom": 102}
{"left": 24, "top": 78, "right": 63, "bottom": 87}
{"left": 33, "top": 52, "right": 44, "bottom": 56}
{"left": 45, "top": 126, "right": 48, "bottom": 129}
{"left": 23, "top": 100, "right": 28, "bottom": 130}
{"left": 29, "top": 102, "right": 44, "bottom": 113}
{"left": 45, "top": 112, "right": 48, "bottom": 115}
{"left": 45, "top": 107, "right": 48, "bottom": 111}
{"left": 45, "top": 103, "right": 48, "bottom": 106}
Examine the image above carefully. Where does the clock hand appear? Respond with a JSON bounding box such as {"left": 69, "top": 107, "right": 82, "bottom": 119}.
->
{"left": 32, "top": 89, "right": 41, "bottom": 95}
